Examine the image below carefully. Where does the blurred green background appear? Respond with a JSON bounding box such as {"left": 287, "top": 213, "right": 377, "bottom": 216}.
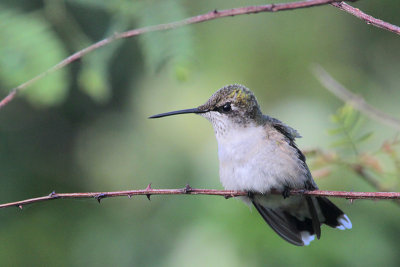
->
{"left": 0, "top": 0, "right": 399, "bottom": 266}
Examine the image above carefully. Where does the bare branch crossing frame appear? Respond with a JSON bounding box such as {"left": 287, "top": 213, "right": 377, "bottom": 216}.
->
{"left": 1, "top": 186, "right": 400, "bottom": 210}
{"left": 0, "top": 0, "right": 399, "bottom": 109}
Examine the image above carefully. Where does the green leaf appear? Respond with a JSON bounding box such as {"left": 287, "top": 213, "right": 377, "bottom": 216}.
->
{"left": 65, "top": 0, "right": 119, "bottom": 10}
{"left": 356, "top": 132, "right": 374, "bottom": 143}
{"left": 343, "top": 109, "right": 358, "bottom": 130}
{"left": 66, "top": 0, "right": 141, "bottom": 16}
{"left": 327, "top": 127, "right": 345, "bottom": 135}
{"left": 136, "top": 1, "right": 193, "bottom": 78}
{"left": 331, "top": 138, "right": 351, "bottom": 148}
{"left": 0, "top": 7, "right": 68, "bottom": 106}
{"left": 77, "top": 18, "right": 128, "bottom": 103}
{"left": 78, "top": 63, "right": 111, "bottom": 103}
{"left": 328, "top": 104, "right": 373, "bottom": 155}
{"left": 348, "top": 115, "right": 364, "bottom": 135}
{"left": 330, "top": 114, "right": 340, "bottom": 124}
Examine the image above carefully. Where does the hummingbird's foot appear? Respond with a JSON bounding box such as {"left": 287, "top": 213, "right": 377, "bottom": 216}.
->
{"left": 282, "top": 186, "right": 291, "bottom": 199}
{"left": 247, "top": 191, "right": 255, "bottom": 200}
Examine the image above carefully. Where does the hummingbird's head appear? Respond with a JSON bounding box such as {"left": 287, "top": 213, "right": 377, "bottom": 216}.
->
{"left": 197, "top": 84, "right": 262, "bottom": 125}
{"left": 149, "top": 84, "right": 263, "bottom": 133}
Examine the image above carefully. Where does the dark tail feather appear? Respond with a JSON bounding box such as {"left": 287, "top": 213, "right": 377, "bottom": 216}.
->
{"left": 252, "top": 196, "right": 351, "bottom": 246}
{"left": 305, "top": 196, "right": 321, "bottom": 239}
{"left": 316, "top": 197, "right": 352, "bottom": 230}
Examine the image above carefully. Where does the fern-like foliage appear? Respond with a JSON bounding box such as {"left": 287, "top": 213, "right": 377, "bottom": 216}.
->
{"left": 328, "top": 104, "right": 373, "bottom": 155}
{"left": 307, "top": 104, "right": 400, "bottom": 192}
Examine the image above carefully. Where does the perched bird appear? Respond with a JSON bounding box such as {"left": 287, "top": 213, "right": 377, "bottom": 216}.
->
{"left": 150, "top": 84, "right": 351, "bottom": 246}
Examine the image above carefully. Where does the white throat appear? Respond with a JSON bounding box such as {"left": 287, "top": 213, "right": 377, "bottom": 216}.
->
{"left": 213, "top": 121, "right": 308, "bottom": 193}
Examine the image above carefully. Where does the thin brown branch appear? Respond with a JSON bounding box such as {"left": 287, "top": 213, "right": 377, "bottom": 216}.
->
{"left": 0, "top": 0, "right": 356, "bottom": 110}
{"left": 312, "top": 64, "right": 400, "bottom": 131}
{"left": 1, "top": 186, "right": 399, "bottom": 210}
{"left": 331, "top": 2, "right": 400, "bottom": 35}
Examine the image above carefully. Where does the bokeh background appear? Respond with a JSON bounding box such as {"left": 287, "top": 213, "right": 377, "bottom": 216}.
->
{"left": 0, "top": 0, "right": 399, "bottom": 266}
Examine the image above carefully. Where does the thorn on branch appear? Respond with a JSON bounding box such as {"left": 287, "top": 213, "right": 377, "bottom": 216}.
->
{"left": 146, "top": 183, "right": 152, "bottom": 201}
{"left": 0, "top": 188, "right": 400, "bottom": 210}
{"left": 112, "top": 31, "right": 120, "bottom": 38}
{"left": 183, "top": 184, "right": 192, "bottom": 194}
{"left": 95, "top": 193, "right": 106, "bottom": 203}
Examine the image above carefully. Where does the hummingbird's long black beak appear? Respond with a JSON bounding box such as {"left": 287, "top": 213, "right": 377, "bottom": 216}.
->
{"left": 149, "top": 108, "right": 206, "bottom": 119}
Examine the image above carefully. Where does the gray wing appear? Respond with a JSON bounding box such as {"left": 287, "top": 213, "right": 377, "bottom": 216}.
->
{"left": 257, "top": 116, "right": 322, "bottom": 245}
{"left": 253, "top": 116, "right": 350, "bottom": 246}
{"left": 264, "top": 115, "right": 317, "bottom": 189}
{"left": 264, "top": 115, "right": 302, "bottom": 140}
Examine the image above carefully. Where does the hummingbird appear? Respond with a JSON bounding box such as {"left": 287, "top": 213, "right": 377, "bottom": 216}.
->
{"left": 149, "top": 84, "right": 352, "bottom": 246}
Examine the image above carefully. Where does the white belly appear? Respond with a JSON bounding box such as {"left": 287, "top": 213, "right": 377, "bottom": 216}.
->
{"left": 217, "top": 126, "right": 308, "bottom": 193}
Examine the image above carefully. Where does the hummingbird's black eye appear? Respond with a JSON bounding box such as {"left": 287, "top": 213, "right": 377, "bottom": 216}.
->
{"left": 222, "top": 103, "right": 231, "bottom": 112}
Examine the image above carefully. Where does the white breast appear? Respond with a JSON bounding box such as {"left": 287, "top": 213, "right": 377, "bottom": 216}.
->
{"left": 216, "top": 124, "right": 308, "bottom": 193}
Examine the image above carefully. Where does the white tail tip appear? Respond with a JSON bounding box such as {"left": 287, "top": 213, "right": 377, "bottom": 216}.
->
{"left": 336, "top": 214, "right": 352, "bottom": 230}
{"left": 301, "top": 231, "right": 316, "bottom": 246}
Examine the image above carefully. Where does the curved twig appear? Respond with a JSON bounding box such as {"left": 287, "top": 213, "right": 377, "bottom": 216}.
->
{"left": 0, "top": 0, "right": 369, "bottom": 110}
{"left": 312, "top": 64, "right": 400, "bottom": 131}
{"left": 3, "top": 1, "right": 400, "bottom": 110}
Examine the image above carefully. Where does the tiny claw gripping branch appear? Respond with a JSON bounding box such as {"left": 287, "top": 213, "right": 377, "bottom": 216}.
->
{"left": 247, "top": 191, "right": 255, "bottom": 200}
{"left": 282, "top": 186, "right": 291, "bottom": 199}
{"left": 224, "top": 194, "right": 234, "bottom": 199}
